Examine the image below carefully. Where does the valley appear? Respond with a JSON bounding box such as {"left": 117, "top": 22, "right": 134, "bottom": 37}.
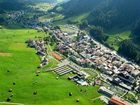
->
{"left": 0, "top": 0, "right": 140, "bottom": 105}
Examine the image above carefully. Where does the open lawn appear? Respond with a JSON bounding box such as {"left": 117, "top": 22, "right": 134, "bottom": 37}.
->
{"left": 0, "top": 28, "right": 104, "bottom": 105}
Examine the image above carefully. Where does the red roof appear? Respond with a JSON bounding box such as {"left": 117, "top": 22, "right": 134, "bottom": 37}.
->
{"left": 51, "top": 52, "right": 63, "bottom": 61}
{"left": 109, "top": 96, "right": 131, "bottom": 105}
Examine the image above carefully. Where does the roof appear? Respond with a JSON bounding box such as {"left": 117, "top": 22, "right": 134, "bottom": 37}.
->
{"left": 109, "top": 96, "right": 131, "bottom": 105}
{"left": 99, "top": 87, "right": 114, "bottom": 95}
{"left": 51, "top": 52, "right": 63, "bottom": 61}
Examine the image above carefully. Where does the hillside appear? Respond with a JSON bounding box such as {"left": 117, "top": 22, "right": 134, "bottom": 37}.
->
{"left": 52, "top": 0, "right": 140, "bottom": 64}
{"left": 0, "top": 0, "right": 24, "bottom": 12}
{"left": 0, "top": 0, "right": 58, "bottom": 28}
{"left": 56, "top": 0, "right": 102, "bottom": 16}
{"left": 55, "top": 0, "right": 140, "bottom": 30}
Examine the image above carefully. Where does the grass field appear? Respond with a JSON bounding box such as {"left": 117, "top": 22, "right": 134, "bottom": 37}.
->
{"left": 29, "top": 3, "right": 53, "bottom": 12}
{"left": 106, "top": 31, "right": 131, "bottom": 50}
{"left": 39, "top": 14, "right": 64, "bottom": 23}
{"left": 53, "top": 13, "right": 90, "bottom": 25}
{"left": 0, "top": 27, "right": 104, "bottom": 105}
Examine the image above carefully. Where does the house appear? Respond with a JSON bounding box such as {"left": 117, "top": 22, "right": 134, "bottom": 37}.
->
{"left": 109, "top": 96, "right": 131, "bottom": 105}
{"left": 27, "top": 40, "right": 36, "bottom": 48}
{"left": 112, "top": 61, "right": 122, "bottom": 68}
{"left": 131, "top": 70, "right": 140, "bottom": 78}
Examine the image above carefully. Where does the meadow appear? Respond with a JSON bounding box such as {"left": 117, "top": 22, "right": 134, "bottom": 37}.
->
{"left": 106, "top": 31, "right": 131, "bottom": 50}
{"left": 0, "top": 27, "right": 104, "bottom": 105}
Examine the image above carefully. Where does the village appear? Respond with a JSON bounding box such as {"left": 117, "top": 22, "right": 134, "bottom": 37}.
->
{"left": 4, "top": 4, "right": 140, "bottom": 105}
{"left": 5, "top": 8, "right": 48, "bottom": 28}
{"left": 29, "top": 24, "right": 140, "bottom": 105}
{"left": 1, "top": 0, "right": 140, "bottom": 105}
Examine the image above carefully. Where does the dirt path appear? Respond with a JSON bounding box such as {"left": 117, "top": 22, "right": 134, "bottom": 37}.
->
{"left": 0, "top": 102, "right": 24, "bottom": 105}
{"left": 0, "top": 53, "right": 12, "bottom": 57}
{"left": 91, "top": 96, "right": 101, "bottom": 101}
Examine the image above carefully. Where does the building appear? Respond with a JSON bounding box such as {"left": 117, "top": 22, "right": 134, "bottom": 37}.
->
{"left": 131, "top": 70, "right": 140, "bottom": 78}
{"left": 51, "top": 52, "right": 63, "bottom": 61}
{"left": 118, "top": 73, "right": 135, "bottom": 84}
{"left": 109, "top": 96, "right": 131, "bottom": 105}
{"left": 98, "top": 87, "right": 114, "bottom": 98}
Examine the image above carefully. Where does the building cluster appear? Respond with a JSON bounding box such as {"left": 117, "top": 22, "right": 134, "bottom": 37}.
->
{"left": 6, "top": 10, "right": 46, "bottom": 28}
{"left": 99, "top": 86, "right": 132, "bottom": 105}
{"left": 48, "top": 25, "right": 140, "bottom": 92}
{"left": 53, "top": 63, "right": 89, "bottom": 86}
{"left": 27, "top": 39, "right": 48, "bottom": 68}
{"left": 68, "top": 74, "right": 88, "bottom": 86}
{"left": 7, "top": 11, "right": 25, "bottom": 24}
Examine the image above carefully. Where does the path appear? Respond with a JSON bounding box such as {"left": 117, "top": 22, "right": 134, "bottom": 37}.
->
{"left": 91, "top": 96, "right": 101, "bottom": 101}
{"left": 0, "top": 102, "right": 24, "bottom": 105}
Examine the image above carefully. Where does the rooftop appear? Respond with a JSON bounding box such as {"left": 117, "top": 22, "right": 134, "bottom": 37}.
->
{"left": 51, "top": 52, "right": 63, "bottom": 61}
{"left": 109, "top": 96, "right": 131, "bottom": 105}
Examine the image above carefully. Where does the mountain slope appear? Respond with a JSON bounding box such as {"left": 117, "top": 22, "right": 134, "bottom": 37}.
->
{"left": 53, "top": 0, "right": 140, "bottom": 63}
{"left": 55, "top": 0, "right": 140, "bottom": 30}
{"left": 58, "top": 0, "right": 103, "bottom": 16}
{"left": 87, "top": 0, "right": 140, "bottom": 30}
{"left": 0, "top": 0, "right": 24, "bottom": 13}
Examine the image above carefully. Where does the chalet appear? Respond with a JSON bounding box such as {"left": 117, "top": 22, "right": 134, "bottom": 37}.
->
{"left": 27, "top": 40, "right": 36, "bottom": 48}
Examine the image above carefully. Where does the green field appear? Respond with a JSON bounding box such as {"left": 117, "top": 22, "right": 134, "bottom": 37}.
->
{"left": 0, "top": 27, "right": 104, "bottom": 105}
{"left": 39, "top": 14, "right": 64, "bottom": 23}
{"left": 106, "top": 31, "right": 131, "bottom": 50}
{"left": 53, "top": 12, "right": 90, "bottom": 25}
{"left": 29, "top": 3, "right": 53, "bottom": 12}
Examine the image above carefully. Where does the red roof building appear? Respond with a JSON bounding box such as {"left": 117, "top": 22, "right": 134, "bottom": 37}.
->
{"left": 51, "top": 52, "right": 63, "bottom": 61}
{"left": 109, "top": 96, "right": 131, "bottom": 105}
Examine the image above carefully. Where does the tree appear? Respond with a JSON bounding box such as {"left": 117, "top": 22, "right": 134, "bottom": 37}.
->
{"left": 132, "top": 20, "right": 140, "bottom": 37}
{"left": 118, "top": 39, "right": 140, "bottom": 64}
{"left": 79, "top": 20, "right": 89, "bottom": 29}
{"left": 89, "top": 26, "right": 108, "bottom": 43}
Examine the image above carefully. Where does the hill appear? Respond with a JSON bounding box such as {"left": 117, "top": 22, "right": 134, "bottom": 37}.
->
{"left": 0, "top": 0, "right": 24, "bottom": 13}
{"left": 55, "top": 0, "right": 140, "bottom": 30}
{"left": 0, "top": 0, "right": 57, "bottom": 12}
